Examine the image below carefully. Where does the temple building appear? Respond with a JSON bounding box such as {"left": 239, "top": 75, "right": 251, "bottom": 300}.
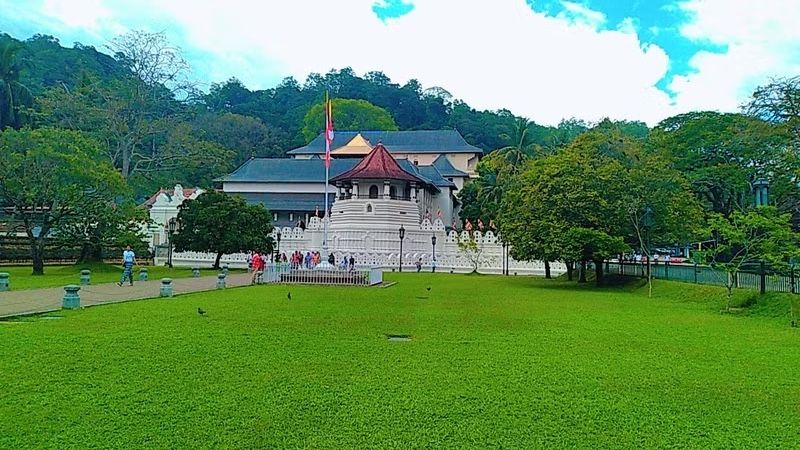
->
{"left": 216, "top": 130, "right": 481, "bottom": 228}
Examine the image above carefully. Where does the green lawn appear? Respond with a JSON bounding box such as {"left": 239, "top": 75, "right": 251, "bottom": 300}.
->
{"left": 0, "top": 263, "right": 239, "bottom": 290}
{"left": 1, "top": 274, "right": 798, "bottom": 448}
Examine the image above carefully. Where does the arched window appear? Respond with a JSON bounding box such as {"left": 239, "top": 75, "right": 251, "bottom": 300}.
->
{"left": 389, "top": 186, "right": 397, "bottom": 199}
{"left": 369, "top": 185, "right": 379, "bottom": 199}
{"left": 366, "top": 204, "right": 373, "bottom": 213}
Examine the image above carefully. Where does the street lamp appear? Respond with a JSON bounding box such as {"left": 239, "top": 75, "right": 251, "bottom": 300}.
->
{"left": 642, "top": 205, "right": 654, "bottom": 275}
{"left": 167, "top": 217, "right": 177, "bottom": 268}
{"left": 753, "top": 177, "right": 769, "bottom": 207}
{"left": 398, "top": 225, "right": 405, "bottom": 272}
{"left": 276, "top": 230, "right": 282, "bottom": 261}
{"left": 431, "top": 234, "right": 437, "bottom": 273}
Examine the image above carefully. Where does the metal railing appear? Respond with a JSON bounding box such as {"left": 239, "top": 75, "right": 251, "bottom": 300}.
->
{"left": 257, "top": 263, "right": 382, "bottom": 286}
{"left": 605, "top": 261, "right": 799, "bottom": 294}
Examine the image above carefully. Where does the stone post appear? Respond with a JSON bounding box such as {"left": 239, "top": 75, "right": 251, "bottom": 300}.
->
{"left": 62, "top": 285, "right": 81, "bottom": 309}
{"left": 0, "top": 272, "right": 9, "bottom": 291}
{"left": 217, "top": 273, "right": 226, "bottom": 289}
{"left": 192, "top": 266, "right": 200, "bottom": 278}
{"left": 139, "top": 267, "right": 149, "bottom": 281}
{"left": 80, "top": 269, "right": 91, "bottom": 286}
{"left": 160, "top": 278, "right": 173, "bottom": 297}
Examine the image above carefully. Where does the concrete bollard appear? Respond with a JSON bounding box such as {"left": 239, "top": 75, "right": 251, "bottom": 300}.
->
{"left": 62, "top": 285, "right": 81, "bottom": 309}
{"left": 217, "top": 273, "right": 226, "bottom": 289}
{"left": 160, "top": 278, "right": 173, "bottom": 297}
{"left": 223, "top": 263, "right": 229, "bottom": 276}
{"left": 192, "top": 266, "right": 200, "bottom": 278}
{"left": 139, "top": 267, "right": 148, "bottom": 281}
{"left": 80, "top": 269, "right": 91, "bottom": 286}
{"left": 0, "top": 272, "right": 10, "bottom": 291}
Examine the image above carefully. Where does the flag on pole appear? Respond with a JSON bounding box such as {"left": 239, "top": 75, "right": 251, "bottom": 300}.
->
{"left": 325, "top": 92, "right": 334, "bottom": 168}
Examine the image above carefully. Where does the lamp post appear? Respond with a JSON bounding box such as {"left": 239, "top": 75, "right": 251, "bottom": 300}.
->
{"left": 398, "top": 225, "right": 405, "bottom": 272}
{"left": 431, "top": 234, "right": 437, "bottom": 272}
{"left": 642, "top": 205, "right": 654, "bottom": 276}
{"left": 753, "top": 177, "right": 769, "bottom": 207}
{"left": 276, "top": 230, "right": 282, "bottom": 261}
{"left": 167, "top": 217, "right": 177, "bottom": 268}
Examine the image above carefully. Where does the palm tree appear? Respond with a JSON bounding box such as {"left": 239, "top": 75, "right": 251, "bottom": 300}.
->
{"left": 0, "top": 42, "right": 33, "bottom": 130}
{"left": 496, "top": 117, "right": 539, "bottom": 169}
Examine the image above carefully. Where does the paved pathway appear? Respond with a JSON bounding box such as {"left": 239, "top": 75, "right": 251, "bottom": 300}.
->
{"left": 0, "top": 274, "right": 253, "bottom": 318}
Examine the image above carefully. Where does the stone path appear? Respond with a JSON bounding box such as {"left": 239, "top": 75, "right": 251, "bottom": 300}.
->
{"left": 0, "top": 273, "right": 253, "bottom": 318}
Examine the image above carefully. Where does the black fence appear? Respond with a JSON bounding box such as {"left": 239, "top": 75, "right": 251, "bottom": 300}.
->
{"left": 605, "top": 261, "right": 799, "bottom": 294}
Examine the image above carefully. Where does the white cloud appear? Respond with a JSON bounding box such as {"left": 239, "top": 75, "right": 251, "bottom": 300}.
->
{"left": 118, "top": 0, "right": 672, "bottom": 126}
{"left": 24, "top": 0, "right": 799, "bottom": 126}
{"left": 670, "top": 0, "right": 800, "bottom": 113}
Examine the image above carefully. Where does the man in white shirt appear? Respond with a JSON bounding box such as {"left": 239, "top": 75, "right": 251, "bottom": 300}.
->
{"left": 118, "top": 245, "right": 137, "bottom": 286}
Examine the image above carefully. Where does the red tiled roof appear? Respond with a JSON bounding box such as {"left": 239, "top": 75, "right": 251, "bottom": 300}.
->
{"left": 143, "top": 187, "right": 199, "bottom": 207}
{"left": 330, "top": 143, "right": 424, "bottom": 183}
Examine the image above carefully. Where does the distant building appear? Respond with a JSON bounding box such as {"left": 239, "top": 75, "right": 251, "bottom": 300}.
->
{"left": 143, "top": 184, "right": 204, "bottom": 250}
{"left": 217, "top": 130, "right": 481, "bottom": 228}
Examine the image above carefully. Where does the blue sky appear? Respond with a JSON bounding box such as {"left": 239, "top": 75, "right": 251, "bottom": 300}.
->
{"left": 1, "top": 0, "right": 798, "bottom": 125}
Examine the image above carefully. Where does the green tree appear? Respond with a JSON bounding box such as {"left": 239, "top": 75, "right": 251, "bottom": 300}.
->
{"left": 0, "top": 128, "right": 125, "bottom": 274}
{"left": 301, "top": 98, "right": 398, "bottom": 142}
{"left": 51, "top": 200, "right": 150, "bottom": 263}
{"left": 192, "top": 112, "right": 281, "bottom": 165}
{"left": 0, "top": 41, "right": 33, "bottom": 129}
{"left": 646, "top": 112, "right": 778, "bottom": 216}
{"left": 496, "top": 117, "right": 542, "bottom": 167}
{"left": 702, "top": 207, "right": 799, "bottom": 310}
{"left": 172, "top": 191, "right": 274, "bottom": 269}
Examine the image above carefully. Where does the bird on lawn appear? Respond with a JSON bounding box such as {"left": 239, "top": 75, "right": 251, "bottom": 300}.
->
{"left": 287, "top": 292, "right": 292, "bottom": 300}
{"left": 197, "top": 307, "right": 206, "bottom": 316}
{"left": 426, "top": 287, "right": 431, "bottom": 292}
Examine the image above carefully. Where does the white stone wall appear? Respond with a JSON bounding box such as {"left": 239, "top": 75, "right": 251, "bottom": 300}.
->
{"left": 145, "top": 185, "right": 204, "bottom": 250}
{"left": 162, "top": 217, "right": 564, "bottom": 276}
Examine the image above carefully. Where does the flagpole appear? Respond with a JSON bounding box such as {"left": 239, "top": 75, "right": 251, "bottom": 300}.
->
{"left": 323, "top": 92, "right": 330, "bottom": 256}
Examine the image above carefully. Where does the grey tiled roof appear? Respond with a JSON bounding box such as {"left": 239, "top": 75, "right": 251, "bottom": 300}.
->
{"left": 286, "top": 130, "right": 484, "bottom": 155}
{"left": 235, "top": 193, "right": 335, "bottom": 211}
{"left": 432, "top": 154, "right": 468, "bottom": 177}
{"left": 216, "top": 159, "right": 359, "bottom": 183}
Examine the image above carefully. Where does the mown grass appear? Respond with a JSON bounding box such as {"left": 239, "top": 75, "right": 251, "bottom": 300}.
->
{"left": 1, "top": 274, "right": 798, "bottom": 448}
{"left": 0, "top": 263, "right": 240, "bottom": 290}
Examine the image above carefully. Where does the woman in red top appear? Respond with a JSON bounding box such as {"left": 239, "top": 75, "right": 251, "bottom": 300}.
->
{"left": 250, "top": 251, "right": 264, "bottom": 284}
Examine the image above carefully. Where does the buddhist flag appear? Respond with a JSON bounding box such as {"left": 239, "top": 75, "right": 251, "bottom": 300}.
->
{"left": 325, "top": 92, "right": 334, "bottom": 168}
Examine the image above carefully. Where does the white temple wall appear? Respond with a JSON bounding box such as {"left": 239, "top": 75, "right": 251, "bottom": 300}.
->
{"left": 160, "top": 218, "right": 564, "bottom": 276}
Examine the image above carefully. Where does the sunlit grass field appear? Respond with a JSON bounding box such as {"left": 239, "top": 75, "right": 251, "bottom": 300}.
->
{"left": 1, "top": 274, "right": 798, "bottom": 448}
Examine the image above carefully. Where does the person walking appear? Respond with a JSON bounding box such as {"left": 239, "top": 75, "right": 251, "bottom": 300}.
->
{"left": 251, "top": 250, "right": 263, "bottom": 284}
{"left": 415, "top": 258, "right": 422, "bottom": 272}
{"left": 118, "top": 245, "right": 137, "bottom": 286}
{"left": 348, "top": 256, "right": 355, "bottom": 271}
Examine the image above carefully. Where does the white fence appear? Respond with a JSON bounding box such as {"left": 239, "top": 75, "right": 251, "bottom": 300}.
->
{"left": 256, "top": 263, "right": 381, "bottom": 286}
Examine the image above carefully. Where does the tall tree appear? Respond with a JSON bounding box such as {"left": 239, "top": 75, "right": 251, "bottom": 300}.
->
{"left": 0, "top": 41, "right": 33, "bottom": 129}
{"left": 0, "top": 128, "right": 125, "bottom": 274}
{"left": 173, "top": 191, "right": 274, "bottom": 269}
{"left": 301, "top": 98, "right": 398, "bottom": 142}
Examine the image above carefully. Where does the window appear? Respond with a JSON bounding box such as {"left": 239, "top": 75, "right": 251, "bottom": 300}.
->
{"left": 389, "top": 186, "right": 397, "bottom": 199}
{"left": 369, "top": 185, "right": 379, "bottom": 199}
{"left": 366, "top": 204, "right": 373, "bottom": 213}
{"left": 413, "top": 159, "right": 419, "bottom": 166}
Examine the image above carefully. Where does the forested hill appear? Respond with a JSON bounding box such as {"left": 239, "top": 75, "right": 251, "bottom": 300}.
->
{"left": 1, "top": 31, "right": 628, "bottom": 153}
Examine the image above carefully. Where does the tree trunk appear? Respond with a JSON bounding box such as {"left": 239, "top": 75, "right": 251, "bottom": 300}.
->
{"left": 566, "top": 261, "right": 574, "bottom": 281}
{"left": 30, "top": 238, "right": 45, "bottom": 275}
{"left": 121, "top": 145, "right": 131, "bottom": 179}
{"left": 214, "top": 251, "right": 223, "bottom": 270}
{"left": 544, "top": 260, "right": 551, "bottom": 279}
{"left": 578, "top": 260, "right": 587, "bottom": 283}
{"left": 594, "top": 258, "right": 604, "bottom": 286}
{"left": 77, "top": 241, "right": 104, "bottom": 263}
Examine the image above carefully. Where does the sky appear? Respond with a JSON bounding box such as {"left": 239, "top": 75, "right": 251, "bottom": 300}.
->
{"left": 1, "top": 0, "right": 799, "bottom": 126}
